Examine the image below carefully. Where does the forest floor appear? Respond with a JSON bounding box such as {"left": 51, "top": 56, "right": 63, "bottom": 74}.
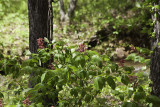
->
{"left": 0, "top": 12, "right": 151, "bottom": 80}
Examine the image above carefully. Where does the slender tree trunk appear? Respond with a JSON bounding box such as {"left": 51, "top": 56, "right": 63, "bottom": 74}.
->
{"left": 59, "top": 0, "right": 66, "bottom": 21}
{"left": 28, "top": 0, "right": 53, "bottom": 87}
{"left": 66, "top": 0, "right": 77, "bottom": 21}
{"left": 28, "top": 0, "right": 52, "bottom": 54}
{"left": 58, "top": 0, "right": 77, "bottom": 22}
{"left": 150, "top": 1, "right": 160, "bottom": 97}
{"left": 28, "top": 0, "right": 58, "bottom": 105}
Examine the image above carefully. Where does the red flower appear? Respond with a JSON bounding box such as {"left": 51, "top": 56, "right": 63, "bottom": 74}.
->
{"left": 48, "top": 64, "right": 55, "bottom": 70}
{"left": 79, "top": 44, "right": 86, "bottom": 52}
{"left": 23, "top": 98, "right": 31, "bottom": 106}
{"left": 37, "top": 38, "right": 45, "bottom": 49}
{"left": 39, "top": 45, "right": 45, "bottom": 49}
{"left": 0, "top": 104, "right": 3, "bottom": 107}
{"left": 0, "top": 99, "right": 3, "bottom": 107}
{"left": 129, "top": 75, "right": 137, "bottom": 83}
{"left": 119, "top": 59, "right": 125, "bottom": 67}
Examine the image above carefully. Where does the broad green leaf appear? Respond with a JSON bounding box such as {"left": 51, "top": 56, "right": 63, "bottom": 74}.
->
{"left": 94, "top": 77, "right": 99, "bottom": 90}
{"left": 84, "top": 55, "right": 89, "bottom": 61}
{"left": 91, "top": 55, "right": 101, "bottom": 62}
{"left": 44, "top": 37, "right": 49, "bottom": 43}
{"left": 21, "top": 59, "right": 32, "bottom": 67}
{"left": 54, "top": 53, "right": 64, "bottom": 61}
{"left": 94, "top": 76, "right": 105, "bottom": 90}
{"left": 80, "top": 57, "right": 85, "bottom": 68}
{"left": 36, "top": 103, "right": 43, "bottom": 107}
{"left": 78, "top": 70, "right": 87, "bottom": 79}
{"left": 72, "top": 52, "right": 79, "bottom": 59}
{"left": 123, "top": 66, "right": 134, "bottom": 73}
{"left": 0, "top": 92, "right": 4, "bottom": 98}
{"left": 122, "top": 102, "right": 137, "bottom": 107}
{"left": 134, "top": 92, "right": 146, "bottom": 101}
{"left": 138, "top": 86, "right": 144, "bottom": 92}
{"left": 110, "top": 64, "right": 118, "bottom": 72}
{"left": 106, "top": 76, "right": 116, "bottom": 90}
{"left": 29, "top": 103, "right": 37, "bottom": 107}
{"left": 41, "top": 72, "right": 46, "bottom": 83}
{"left": 106, "top": 67, "right": 110, "bottom": 75}
{"left": 87, "top": 50, "right": 99, "bottom": 56}
{"left": 0, "top": 52, "right": 4, "bottom": 59}
{"left": 127, "top": 90, "right": 134, "bottom": 99}
{"left": 16, "top": 103, "right": 23, "bottom": 107}
{"left": 121, "top": 75, "right": 129, "bottom": 85}
{"left": 98, "top": 61, "right": 103, "bottom": 68}
{"left": 91, "top": 55, "right": 102, "bottom": 68}
{"left": 51, "top": 39, "right": 56, "bottom": 44}
{"left": 34, "top": 83, "right": 44, "bottom": 90}
{"left": 25, "top": 50, "right": 31, "bottom": 56}
{"left": 119, "top": 94, "right": 124, "bottom": 101}
{"left": 80, "top": 80, "right": 84, "bottom": 86}
{"left": 146, "top": 95, "right": 160, "bottom": 104}
{"left": 126, "top": 53, "right": 136, "bottom": 60}
{"left": 57, "top": 41, "right": 65, "bottom": 46}
{"left": 154, "top": 5, "right": 159, "bottom": 9}
{"left": 74, "top": 55, "right": 86, "bottom": 67}
{"left": 70, "top": 89, "right": 78, "bottom": 97}
{"left": 136, "top": 2, "right": 141, "bottom": 8}
{"left": 112, "top": 90, "right": 120, "bottom": 95}
{"left": 21, "top": 66, "right": 33, "bottom": 73}
{"left": 85, "top": 95, "right": 91, "bottom": 103}
{"left": 81, "top": 90, "right": 86, "bottom": 98}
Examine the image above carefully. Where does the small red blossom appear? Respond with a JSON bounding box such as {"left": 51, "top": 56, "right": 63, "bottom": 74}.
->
{"left": 129, "top": 75, "right": 137, "bottom": 83}
{"left": 0, "top": 104, "right": 3, "bottom": 107}
{"left": 37, "top": 38, "right": 45, "bottom": 49}
{"left": 119, "top": 59, "right": 125, "bottom": 67}
{"left": 79, "top": 44, "right": 86, "bottom": 52}
{"left": 0, "top": 99, "right": 3, "bottom": 107}
{"left": 48, "top": 64, "right": 55, "bottom": 70}
{"left": 27, "top": 95, "right": 31, "bottom": 98}
{"left": 120, "top": 59, "right": 125, "bottom": 63}
{"left": 23, "top": 98, "right": 31, "bottom": 106}
{"left": 39, "top": 45, "right": 45, "bottom": 49}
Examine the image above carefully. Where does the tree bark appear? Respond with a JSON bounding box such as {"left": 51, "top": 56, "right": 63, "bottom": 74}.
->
{"left": 150, "top": 1, "right": 160, "bottom": 97}
{"left": 28, "top": 0, "right": 52, "bottom": 54}
{"left": 58, "top": 0, "right": 77, "bottom": 22}
{"left": 66, "top": 0, "right": 77, "bottom": 21}
{"left": 59, "top": 0, "right": 66, "bottom": 21}
{"left": 28, "top": 0, "right": 58, "bottom": 105}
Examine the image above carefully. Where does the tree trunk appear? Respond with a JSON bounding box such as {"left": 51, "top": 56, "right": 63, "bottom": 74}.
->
{"left": 28, "top": 0, "right": 52, "bottom": 54}
{"left": 28, "top": 0, "right": 52, "bottom": 87}
{"left": 58, "top": 0, "right": 77, "bottom": 22}
{"left": 66, "top": 0, "right": 77, "bottom": 21}
{"left": 28, "top": 0, "right": 58, "bottom": 105}
{"left": 150, "top": 1, "right": 160, "bottom": 97}
{"left": 59, "top": 0, "right": 66, "bottom": 21}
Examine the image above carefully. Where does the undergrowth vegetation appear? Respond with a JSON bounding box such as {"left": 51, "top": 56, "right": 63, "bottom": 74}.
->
{"left": 0, "top": 39, "right": 155, "bottom": 106}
